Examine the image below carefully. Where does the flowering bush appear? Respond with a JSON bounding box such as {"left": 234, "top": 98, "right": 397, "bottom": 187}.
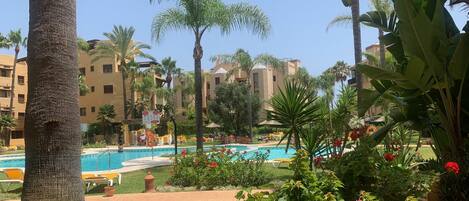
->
{"left": 444, "top": 162, "right": 459, "bottom": 175}
{"left": 168, "top": 147, "right": 270, "bottom": 189}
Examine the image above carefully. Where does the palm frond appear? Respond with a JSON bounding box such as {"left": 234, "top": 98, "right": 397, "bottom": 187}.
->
{"left": 326, "top": 14, "right": 353, "bottom": 31}
{"left": 223, "top": 3, "right": 271, "bottom": 38}
{"left": 152, "top": 8, "right": 189, "bottom": 42}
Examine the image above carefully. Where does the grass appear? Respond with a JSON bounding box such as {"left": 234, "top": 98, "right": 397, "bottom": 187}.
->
{"left": 418, "top": 146, "right": 436, "bottom": 160}
{"left": 0, "top": 150, "right": 24, "bottom": 155}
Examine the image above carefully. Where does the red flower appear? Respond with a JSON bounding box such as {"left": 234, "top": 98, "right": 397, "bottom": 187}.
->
{"left": 333, "top": 139, "right": 342, "bottom": 147}
{"left": 181, "top": 149, "right": 187, "bottom": 157}
{"left": 350, "top": 131, "right": 359, "bottom": 141}
{"left": 208, "top": 161, "right": 218, "bottom": 168}
{"left": 384, "top": 153, "right": 396, "bottom": 161}
{"left": 314, "top": 156, "right": 323, "bottom": 166}
{"left": 445, "top": 162, "right": 460, "bottom": 175}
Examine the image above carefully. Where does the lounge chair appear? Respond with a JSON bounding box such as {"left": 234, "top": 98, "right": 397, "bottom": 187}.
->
{"left": 82, "top": 173, "right": 112, "bottom": 193}
{"left": 272, "top": 158, "right": 292, "bottom": 168}
{"left": 0, "top": 168, "right": 24, "bottom": 193}
{"left": 98, "top": 173, "right": 122, "bottom": 186}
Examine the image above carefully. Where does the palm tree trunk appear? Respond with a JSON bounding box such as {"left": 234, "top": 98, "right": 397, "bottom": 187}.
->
{"left": 130, "top": 73, "right": 136, "bottom": 119}
{"left": 379, "top": 29, "right": 386, "bottom": 68}
{"left": 193, "top": 33, "right": 204, "bottom": 151}
{"left": 9, "top": 48, "right": 19, "bottom": 114}
{"left": 121, "top": 61, "right": 128, "bottom": 121}
{"left": 23, "top": 0, "right": 84, "bottom": 200}
{"left": 351, "top": 0, "right": 363, "bottom": 99}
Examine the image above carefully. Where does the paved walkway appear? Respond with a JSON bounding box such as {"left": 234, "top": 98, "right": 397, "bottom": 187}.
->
{"left": 85, "top": 190, "right": 248, "bottom": 201}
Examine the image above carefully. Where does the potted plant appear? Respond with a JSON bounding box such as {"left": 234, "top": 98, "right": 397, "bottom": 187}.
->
{"left": 104, "top": 185, "right": 115, "bottom": 197}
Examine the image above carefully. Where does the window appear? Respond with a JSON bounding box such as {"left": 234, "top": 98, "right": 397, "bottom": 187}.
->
{"left": 273, "top": 75, "right": 276, "bottom": 82}
{"left": 215, "top": 77, "right": 220, "bottom": 85}
{"left": 90, "top": 66, "right": 94, "bottom": 72}
{"left": 18, "top": 94, "right": 25, "bottom": 103}
{"left": 91, "top": 106, "right": 96, "bottom": 113}
{"left": 103, "top": 64, "right": 113, "bottom": 73}
{"left": 0, "top": 90, "right": 10, "bottom": 98}
{"left": 91, "top": 86, "right": 95, "bottom": 92}
{"left": 80, "top": 107, "right": 86, "bottom": 116}
{"left": 79, "top": 68, "right": 86, "bottom": 76}
{"left": 0, "top": 69, "right": 9, "bottom": 77}
{"left": 11, "top": 131, "right": 23, "bottom": 139}
{"left": 18, "top": 112, "right": 25, "bottom": 119}
{"left": 253, "top": 73, "right": 259, "bottom": 90}
{"left": 18, "top": 76, "right": 25, "bottom": 85}
{"left": 103, "top": 85, "right": 113, "bottom": 94}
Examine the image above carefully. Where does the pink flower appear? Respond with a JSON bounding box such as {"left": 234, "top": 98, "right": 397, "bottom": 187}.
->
{"left": 208, "top": 161, "right": 218, "bottom": 168}
{"left": 181, "top": 149, "right": 187, "bottom": 157}
{"left": 314, "top": 156, "right": 323, "bottom": 166}
{"left": 445, "top": 162, "right": 460, "bottom": 175}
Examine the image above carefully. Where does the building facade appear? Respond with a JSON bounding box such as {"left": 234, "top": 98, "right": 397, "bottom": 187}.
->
{"left": 0, "top": 55, "right": 28, "bottom": 146}
{"left": 173, "top": 59, "right": 300, "bottom": 121}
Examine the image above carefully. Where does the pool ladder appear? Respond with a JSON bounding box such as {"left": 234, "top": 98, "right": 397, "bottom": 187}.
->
{"left": 96, "top": 148, "right": 112, "bottom": 171}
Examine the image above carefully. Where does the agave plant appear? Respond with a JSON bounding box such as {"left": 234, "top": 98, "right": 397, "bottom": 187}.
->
{"left": 270, "top": 81, "right": 320, "bottom": 150}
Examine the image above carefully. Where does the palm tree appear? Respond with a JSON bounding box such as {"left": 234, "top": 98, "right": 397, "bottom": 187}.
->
{"left": 270, "top": 81, "right": 320, "bottom": 150}
{"left": 91, "top": 25, "right": 153, "bottom": 122}
{"left": 22, "top": 0, "right": 84, "bottom": 199}
{"left": 151, "top": 0, "right": 271, "bottom": 150}
{"left": 78, "top": 74, "right": 89, "bottom": 95}
{"left": 135, "top": 75, "right": 158, "bottom": 111}
{"left": 0, "top": 115, "right": 15, "bottom": 146}
{"left": 327, "top": 61, "right": 352, "bottom": 87}
{"left": 0, "top": 29, "right": 27, "bottom": 115}
{"left": 157, "top": 57, "right": 182, "bottom": 90}
{"left": 97, "top": 104, "right": 117, "bottom": 144}
{"left": 211, "top": 49, "right": 283, "bottom": 139}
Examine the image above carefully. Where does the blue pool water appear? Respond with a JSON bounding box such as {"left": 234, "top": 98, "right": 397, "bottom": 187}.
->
{"left": 0, "top": 145, "right": 256, "bottom": 172}
{"left": 246, "top": 147, "right": 296, "bottom": 160}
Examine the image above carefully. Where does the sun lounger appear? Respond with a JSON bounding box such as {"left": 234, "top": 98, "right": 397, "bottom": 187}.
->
{"left": 98, "top": 173, "right": 122, "bottom": 185}
{"left": 0, "top": 168, "right": 24, "bottom": 192}
{"left": 82, "top": 173, "right": 112, "bottom": 193}
{"left": 272, "top": 158, "right": 292, "bottom": 167}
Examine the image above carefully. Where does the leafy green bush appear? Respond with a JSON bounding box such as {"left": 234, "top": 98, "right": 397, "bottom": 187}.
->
{"left": 82, "top": 141, "right": 107, "bottom": 148}
{"left": 168, "top": 147, "right": 270, "bottom": 189}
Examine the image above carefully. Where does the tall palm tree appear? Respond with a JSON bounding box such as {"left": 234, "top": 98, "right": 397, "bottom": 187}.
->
{"left": 135, "top": 75, "right": 158, "bottom": 111}
{"left": 91, "top": 25, "right": 153, "bottom": 121}
{"left": 157, "top": 57, "right": 182, "bottom": 89}
{"left": 327, "top": 61, "right": 351, "bottom": 87}
{"left": 23, "top": 0, "right": 84, "bottom": 200}
{"left": 0, "top": 30, "right": 27, "bottom": 115}
{"left": 97, "top": 104, "right": 117, "bottom": 144}
{"left": 0, "top": 115, "right": 15, "bottom": 146}
{"left": 151, "top": 0, "right": 271, "bottom": 150}
{"left": 211, "top": 49, "right": 283, "bottom": 139}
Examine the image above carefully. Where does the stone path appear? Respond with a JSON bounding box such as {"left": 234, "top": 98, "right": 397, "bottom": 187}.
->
{"left": 85, "top": 190, "right": 247, "bottom": 201}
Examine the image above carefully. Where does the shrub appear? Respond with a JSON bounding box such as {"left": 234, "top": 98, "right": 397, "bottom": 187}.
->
{"left": 168, "top": 147, "right": 270, "bottom": 189}
{"left": 82, "top": 141, "right": 107, "bottom": 148}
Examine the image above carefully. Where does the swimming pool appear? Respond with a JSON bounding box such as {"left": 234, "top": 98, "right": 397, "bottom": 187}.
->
{"left": 0, "top": 145, "right": 255, "bottom": 172}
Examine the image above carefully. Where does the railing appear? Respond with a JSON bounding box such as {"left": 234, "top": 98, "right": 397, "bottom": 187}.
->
{"left": 95, "top": 148, "right": 112, "bottom": 171}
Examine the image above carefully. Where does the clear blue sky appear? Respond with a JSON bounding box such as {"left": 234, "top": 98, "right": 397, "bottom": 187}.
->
{"left": 1, "top": 1, "right": 467, "bottom": 77}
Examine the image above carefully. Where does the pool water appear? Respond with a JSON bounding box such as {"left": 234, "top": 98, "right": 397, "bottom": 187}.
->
{"left": 246, "top": 147, "right": 296, "bottom": 160}
{"left": 0, "top": 145, "right": 254, "bottom": 172}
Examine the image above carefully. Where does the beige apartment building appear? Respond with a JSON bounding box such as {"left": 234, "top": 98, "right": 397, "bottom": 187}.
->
{"left": 0, "top": 55, "right": 28, "bottom": 146}
{"left": 173, "top": 58, "right": 300, "bottom": 121}
{"left": 5, "top": 39, "right": 164, "bottom": 146}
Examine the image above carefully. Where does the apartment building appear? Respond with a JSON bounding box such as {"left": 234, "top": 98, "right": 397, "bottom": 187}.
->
{"left": 0, "top": 55, "right": 28, "bottom": 146}
{"left": 173, "top": 59, "right": 300, "bottom": 120}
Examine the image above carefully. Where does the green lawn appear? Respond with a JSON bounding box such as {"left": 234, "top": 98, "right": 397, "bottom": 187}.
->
{"left": 418, "top": 146, "right": 436, "bottom": 160}
{"left": 0, "top": 150, "right": 24, "bottom": 155}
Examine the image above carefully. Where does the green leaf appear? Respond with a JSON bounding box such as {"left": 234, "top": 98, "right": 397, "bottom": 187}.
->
{"left": 357, "top": 64, "right": 404, "bottom": 80}
{"left": 448, "top": 33, "right": 469, "bottom": 80}
{"left": 358, "top": 89, "right": 382, "bottom": 117}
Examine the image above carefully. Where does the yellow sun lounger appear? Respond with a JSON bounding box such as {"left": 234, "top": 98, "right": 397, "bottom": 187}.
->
{"left": 271, "top": 158, "right": 293, "bottom": 168}
{"left": 0, "top": 168, "right": 24, "bottom": 192}
{"left": 98, "top": 173, "right": 122, "bottom": 186}
{"left": 82, "top": 173, "right": 113, "bottom": 193}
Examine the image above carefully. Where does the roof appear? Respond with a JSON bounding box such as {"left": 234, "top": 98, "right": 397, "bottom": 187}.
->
{"left": 214, "top": 67, "right": 227, "bottom": 74}
{"left": 252, "top": 64, "right": 267, "bottom": 70}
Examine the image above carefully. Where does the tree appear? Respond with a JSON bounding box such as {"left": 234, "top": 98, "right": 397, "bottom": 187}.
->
{"left": 0, "top": 29, "right": 27, "bottom": 115}
{"left": 175, "top": 71, "right": 195, "bottom": 109}
{"left": 211, "top": 49, "right": 283, "bottom": 140}
{"left": 91, "top": 25, "right": 153, "bottom": 121}
{"left": 0, "top": 115, "right": 15, "bottom": 146}
{"left": 157, "top": 57, "right": 182, "bottom": 89}
{"left": 151, "top": 0, "right": 271, "bottom": 151}
{"left": 208, "top": 83, "right": 260, "bottom": 137}
{"left": 135, "top": 74, "right": 158, "bottom": 113}
{"left": 270, "top": 81, "right": 320, "bottom": 150}
{"left": 327, "top": 61, "right": 352, "bottom": 87}
{"left": 22, "top": 0, "right": 84, "bottom": 200}
{"left": 78, "top": 74, "right": 89, "bottom": 95}
{"left": 97, "top": 104, "right": 117, "bottom": 144}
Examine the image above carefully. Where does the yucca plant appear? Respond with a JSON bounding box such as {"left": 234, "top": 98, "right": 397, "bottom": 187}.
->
{"left": 270, "top": 81, "right": 320, "bottom": 150}
{"left": 301, "top": 126, "right": 327, "bottom": 170}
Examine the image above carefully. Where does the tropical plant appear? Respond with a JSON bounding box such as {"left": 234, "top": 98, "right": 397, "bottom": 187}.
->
{"left": 91, "top": 25, "right": 153, "bottom": 121}
{"left": 78, "top": 74, "right": 89, "bottom": 95}
{"left": 175, "top": 71, "right": 195, "bottom": 110}
{"left": 301, "top": 127, "right": 327, "bottom": 171}
{"left": 0, "top": 115, "right": 15, "bottom": 146}
{"left": 327, "top": 61, "right": 351, "bottom": 87}
{"left": 208, "top": 83, "right": 260, "bottom": 136}
{"left": 22, "top": 0, "right": 84, "bottom": 199}
{"left": 270, "top": 81, "right": 320, "bottom": 150}
{"left": 151, "top": 0, "right": 271, "bottom": 151}
{"left": 97, "top": 104, "right": 117, "bottom": 144}
{"left": 211, "top": 49, "right": 284, "bottom": 139}
{"left": 0, "top": 29, "right": 27, "bottom": 114}
{"left": 157, "top": 57, "right": 182, "bottom": 89}
{"left": 288, "top": 67, "right": 314, "bottom": 87}
{"left": 134, "top": 75, "right": 158, "bottom": 114}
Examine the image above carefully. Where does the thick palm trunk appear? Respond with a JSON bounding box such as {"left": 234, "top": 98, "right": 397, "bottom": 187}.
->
{"left": 23, "top": 0, "right": 84, "bottom": 200}
{"left": 378, "top": 29, "right": 386, "bottom": 68}
{"left": 193, "top": 34, "right": 204, "bottom": 151}
{"left": 351, "top": 0, "right": 363, "bottom": 99}
{"left": 121, "top": 61, "right": 128, "bottom": 121}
